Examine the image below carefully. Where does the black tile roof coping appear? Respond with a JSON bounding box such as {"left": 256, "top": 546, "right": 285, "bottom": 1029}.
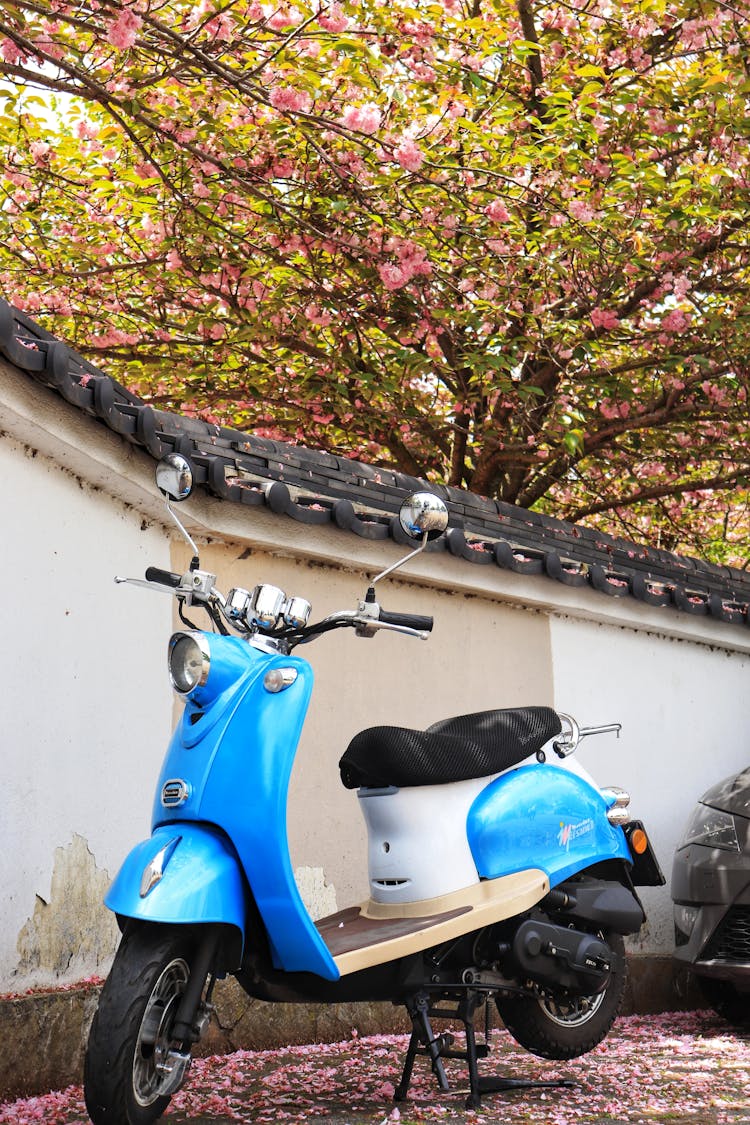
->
{"left": 2, "top": 297, "right": 750, "bottom": 629}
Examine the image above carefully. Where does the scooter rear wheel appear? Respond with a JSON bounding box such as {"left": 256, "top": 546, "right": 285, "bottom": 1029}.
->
{"left": 495, "top": 933, "right": 627, "bottom": 1060}
{"left": 84, "top": 924, "right": 196, "bottom": 1125}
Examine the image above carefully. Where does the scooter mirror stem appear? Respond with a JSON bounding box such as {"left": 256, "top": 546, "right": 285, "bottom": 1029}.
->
{"left": 368, "top": 532, "right": 428, "bottom": 588}
{"left": 164, "top": 495, "right": 201, "bottom": 567}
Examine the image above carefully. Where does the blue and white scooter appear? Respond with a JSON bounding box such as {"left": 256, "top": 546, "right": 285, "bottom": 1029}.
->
{"left": 84, "top": 454, "right": 664, "bottom": 1125}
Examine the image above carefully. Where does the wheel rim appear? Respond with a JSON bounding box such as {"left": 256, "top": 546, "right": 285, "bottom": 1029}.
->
{"left": 536, "top": 989, "right": 606, "bottom": 1027}
{"left": 132, "top": 957, "right": 189, "bottom": 1107}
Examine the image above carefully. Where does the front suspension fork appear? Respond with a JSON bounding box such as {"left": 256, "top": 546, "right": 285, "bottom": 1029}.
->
{"left": 171, "top": 926, "right": 221, "bottom": 1043}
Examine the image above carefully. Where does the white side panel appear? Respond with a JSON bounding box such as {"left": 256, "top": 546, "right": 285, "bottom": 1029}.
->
{"left": 358, "top": 775, "right": 496, "bottom": 903}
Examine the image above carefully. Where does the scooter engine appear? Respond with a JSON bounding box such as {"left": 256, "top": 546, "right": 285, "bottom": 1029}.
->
{"left": 512, "top": 919, "right": 615, "bottom": 995}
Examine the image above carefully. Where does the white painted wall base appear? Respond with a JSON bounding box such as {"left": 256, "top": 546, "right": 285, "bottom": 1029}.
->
{"left": 0, "top": 431, "right": 173, "bottom": 989}
{"left": 550, "top": 615, "right": 750, "bottom": 952}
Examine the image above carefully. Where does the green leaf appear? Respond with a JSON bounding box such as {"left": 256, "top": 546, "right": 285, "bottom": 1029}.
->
{"left": 563, "top": 429, "right": 585, "bottom": 456}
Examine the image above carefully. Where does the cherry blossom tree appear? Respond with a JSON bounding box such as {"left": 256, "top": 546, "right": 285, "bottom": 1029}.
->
{"left": 1, "top": 0, "right": 749, "bottom": 561}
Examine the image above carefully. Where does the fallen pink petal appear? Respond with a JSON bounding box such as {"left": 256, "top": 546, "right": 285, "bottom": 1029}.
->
{"left": 1, "top": 1010, "right": 748, "bottom": 1124}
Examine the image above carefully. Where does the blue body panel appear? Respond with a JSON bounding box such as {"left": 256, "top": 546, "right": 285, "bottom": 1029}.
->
{"left": 105, "top": 823, "right": 246, "bottom": 932}
{"left": 144, "top": 636, "right": 339, "bottom": 981}
{"left": 467, "top": 763, "right": 630, "bottom": 885}
{"left": 108, "top": 631, "right": 631, "bottom": 982}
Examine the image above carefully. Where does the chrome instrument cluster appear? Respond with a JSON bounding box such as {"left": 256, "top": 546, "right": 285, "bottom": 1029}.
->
{"left": 226, "top": 583, "right": 312, "bottom": 632}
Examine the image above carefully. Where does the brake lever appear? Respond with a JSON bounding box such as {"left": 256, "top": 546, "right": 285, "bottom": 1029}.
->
{"left": 114, "top": 576, "right": 177, "bottom": 593}
{"left": 352, "top": 616, "right": 430, "bottom": 640}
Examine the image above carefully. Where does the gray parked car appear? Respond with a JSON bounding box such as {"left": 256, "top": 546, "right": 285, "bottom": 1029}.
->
{"left": 672, "top": 766, "right": 750, "bottom": 1027}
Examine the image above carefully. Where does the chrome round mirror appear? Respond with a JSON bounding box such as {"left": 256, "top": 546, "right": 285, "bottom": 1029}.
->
{"left": 156, "top": 453, "right": 194, "bottom": 502}
{"left": 398, "top": 492, "right": 449, "bottom": 542}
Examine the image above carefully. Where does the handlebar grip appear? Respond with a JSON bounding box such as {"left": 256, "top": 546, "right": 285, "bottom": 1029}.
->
{"left": 378, "top": 609, "right": 434, "bottom": 632}
{"left": 145, "top": 566, "right": 182, "bottom": 588}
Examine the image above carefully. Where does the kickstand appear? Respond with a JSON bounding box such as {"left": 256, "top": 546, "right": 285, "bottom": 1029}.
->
{"left": 396, "top": 989, "right": 576, "bottom": 1110}
{"left": 395, "top": 992, "right": 451, "bottom": 1099}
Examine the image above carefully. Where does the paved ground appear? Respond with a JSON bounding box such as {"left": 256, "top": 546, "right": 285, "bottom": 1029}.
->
{"left": 1, "top": 1010, "right": 748, "bottom": 1125}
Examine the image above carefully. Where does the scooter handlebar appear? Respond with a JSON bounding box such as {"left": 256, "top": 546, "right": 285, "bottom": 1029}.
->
{"left": 145, "top": 566, "right": 182, "bottom": 589}
{"left": 378, "top": 609, "right": 434, "bottom": 632}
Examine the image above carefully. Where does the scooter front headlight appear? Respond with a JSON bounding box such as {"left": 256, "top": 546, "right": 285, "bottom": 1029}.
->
{"left": 679, "top": 802, "right": 740, "bottom": 852}
{"left": 168, "top": 632, "right": 210, "bottom": 695}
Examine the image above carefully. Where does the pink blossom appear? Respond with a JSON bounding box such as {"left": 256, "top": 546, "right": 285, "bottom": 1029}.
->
{"left": 661, "top": 308, "right": 691, "bottom": 333}
{"left": 305, "top": 303, "right": 333, "bottom": 326}
{"left": 569, "top": 198, "right": 596, "bottom": 223}
{"left": 318, "top": 6, "right": 349, "bottom": 32}
{"left": 485, "top": 199, "right": 511, "bottom": 222}
{"left": 600, "top": 400, "right": 630, "bottom": 420}
{"left": 29, "top": 141, "right": 50, "bottom": 165}
{"left": 393, "top": 138, "right": 425, "bottom": 172}
{"left": 340, "top": 103, "right": 381, "bottom": 134}
{"left": 268, "top": 6, "right": 303, "bottom": 30}
{"left": 91, "top": 328, "right": 138, "bottom": 348}
{"left": 590, "top": 307, "right": 620, "bottom": 330}
{"left": 2, "top": 1010, "right": 745, "bottom": 1124}
{"left": 269, "top": 86, "right": 312, "bottom": 113}
{"left": 205, "top": 13, "right": 234, "bottom": 41}
{"left": 75, "top": 120, "right": 98, "bottom": 141}
{"left": 0, "top": 37, "right": 24, "bottom": 63}
{"left": 378, "top": 263, "right": 411, "bottom": 290}
{"left": 646, "top": 109, "right": 669, "bottom": 136}
{"left": 672, "top": 274, "right": 692, "bottom": 299}
{"left": 110, "top": 9, "right": 142, "bottom": 50}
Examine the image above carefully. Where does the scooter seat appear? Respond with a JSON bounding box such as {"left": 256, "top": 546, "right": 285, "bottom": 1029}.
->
{"left": 339, "top": 706, "right": 562, "bottom": 789}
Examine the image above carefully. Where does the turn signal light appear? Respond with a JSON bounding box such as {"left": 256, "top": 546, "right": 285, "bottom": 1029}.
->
{"left": 630, "top": 828, "right": 648, "bottom": 854}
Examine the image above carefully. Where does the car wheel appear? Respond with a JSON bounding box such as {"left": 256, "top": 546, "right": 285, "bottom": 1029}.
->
{"left": 700, "top": 978, "right": 750, "bottom": 1029}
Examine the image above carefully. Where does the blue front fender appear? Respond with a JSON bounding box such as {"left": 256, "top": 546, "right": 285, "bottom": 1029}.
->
{"left": 105, "top": 824, "right": 247, "bottom": 943}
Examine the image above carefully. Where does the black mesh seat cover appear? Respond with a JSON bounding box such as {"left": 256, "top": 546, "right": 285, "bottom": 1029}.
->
{"left": 339, "top": 706, "right": 562, "bottom": 790}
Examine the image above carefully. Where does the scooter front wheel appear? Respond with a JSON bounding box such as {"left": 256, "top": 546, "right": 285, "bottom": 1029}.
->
{"left": 84, "top": 924, "right": 197, "bottom": 1125}
{"left": 495, "top": 933, "right": 627, "bottom": 1060}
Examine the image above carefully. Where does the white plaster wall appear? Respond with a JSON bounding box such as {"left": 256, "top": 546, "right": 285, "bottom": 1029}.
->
{"left": 549, "top": 614, "right": 750, "bottom": 954}
{"left": 0, "top": 433, "right": 174, "bottom": 989}
{"left": 4, "top": 355, "right": 750, "bottom": 984}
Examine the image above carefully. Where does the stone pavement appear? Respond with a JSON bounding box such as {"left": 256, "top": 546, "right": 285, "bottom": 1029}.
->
{"left": 0, "top": 1009, "right": 748, "bottom": 1125}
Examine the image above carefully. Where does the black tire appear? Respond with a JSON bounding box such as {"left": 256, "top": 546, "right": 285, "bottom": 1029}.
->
{"left": 495, "top": 933, "right": 627, "bottom": 1060}
{"left": 84, "top": 924, "right": 196, "bottom": 1125}
{"left": 700, "top": 978, "right": 750, "bottom": 1029}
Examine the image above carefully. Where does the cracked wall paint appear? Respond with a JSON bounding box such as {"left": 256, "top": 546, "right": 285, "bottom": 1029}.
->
{"left": 15, "top": 834, "right": 120, "bottom": 985}
{"left": 294, "top": 866, "right": 337, "bottom": 920}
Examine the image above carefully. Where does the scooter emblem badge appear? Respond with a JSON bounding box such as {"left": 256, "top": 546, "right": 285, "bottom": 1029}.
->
{"left": 558, "top": 818, "right": 594, "bottom": 849}
{"left": 139, "top": 836, "right": 181, "bottom": 898}
{"left": 161, "top": 778, "right": 191, "bottom": 808}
